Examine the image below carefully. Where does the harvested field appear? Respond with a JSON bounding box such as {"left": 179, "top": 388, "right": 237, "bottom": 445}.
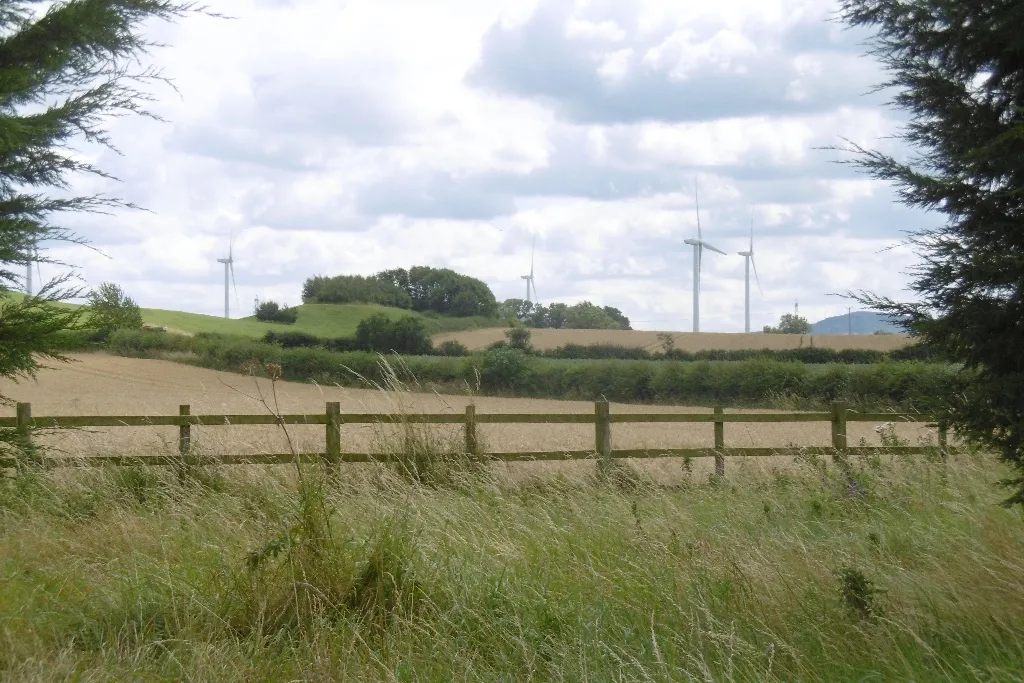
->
{"left": 1, "top": 355, "right": 939, "bottom": 477}
{"left": 431, "top": 328, "right": 915, "bottom": 352}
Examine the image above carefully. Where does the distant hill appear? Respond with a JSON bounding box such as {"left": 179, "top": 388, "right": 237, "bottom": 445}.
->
{"left": 811, "top": 311, "right": 908, "bottom": 335}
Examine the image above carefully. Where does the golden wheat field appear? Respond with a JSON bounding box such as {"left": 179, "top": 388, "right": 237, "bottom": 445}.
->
{"left": 0, "top": 354, "right": 939, "bottom": 481}
{"left": 432, "top": 328, "right": 915, "bottom": 352}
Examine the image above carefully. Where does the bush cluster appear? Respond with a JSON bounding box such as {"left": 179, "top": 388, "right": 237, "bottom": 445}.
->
{"left": 254, "top": 300, "right": 298, "bottom": 324}
{"left": 538, "top": 342, "right": 941, "bottom": 364}
{"left": 303, "top": 266, "right": 498, "bottom": 318}
{"left": 260, "top": 314, "right": 433, "bottom": 355}
{"left": 107, "top": 330, "right": 965, "bottom": 412}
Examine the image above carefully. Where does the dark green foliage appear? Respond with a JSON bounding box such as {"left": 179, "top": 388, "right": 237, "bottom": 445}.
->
{"left": 498, "top": 297, "right": 534, "bottom": 322}
{"left": 541, "top": 342, "right": 936, "bottom": 364}
{"left": 1, "top": 0, "right": 207, "bottom": 439}
{"left": 763, "top": 313, "right": 813, "bottom": 334}
{"left": 839, "top": 567, "right": 883, "bottom": 620}
{"left": 262, "top": 330, "right": 320, "bottom": 348}
{"left": 435, "top": 339, "right": 468, "bottom": 357}
{"left": 505, "top": 324, "right": 533, "bottom": 352}
{"left": 253, "top": 300, "right": 298, "bottom": 324}
{"left": 519, "top": 300, "right": 631, "bottom": 330}
{"left": 836, "top": 0, "right": 1024, "bottom": 502}
{"left": 304, "top": 266, "right": 498, "bottom": 318}
{"left": 301, "top": 274, "right": 413, "bottom": 308}
{"left": 85, "top": 282, "right": 143, "bottom": 339}
{"left": 480, "top": 346, "right": 532, "bottom": 392}
{"left": 355, "top": 313, "right": 433, "bottom": 355}
{"left": 106, "top": 330, "right": 964, "bottom": 411}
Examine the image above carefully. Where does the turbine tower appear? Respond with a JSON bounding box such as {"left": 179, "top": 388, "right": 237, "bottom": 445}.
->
{"left": 216, "top": 233, "right": 239, "bottom": 319}
{"left": 737, "top": 209, "right": 763, "bottom": 333}
{"left": 24, "top": 238, "right": 41, "bottom": 297}
{"left": 521, "top": 236, "right": 537, "bottom": 304}
{"left": 682, "top": 180, "right": 727, "bottom": 333}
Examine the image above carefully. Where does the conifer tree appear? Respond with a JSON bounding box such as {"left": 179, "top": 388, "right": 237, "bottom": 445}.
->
{"left": 1, "top": 2, "right": 211, "bottom": 447}
{"left": 836, "top": 0, "right": 1024, "bottom": 502}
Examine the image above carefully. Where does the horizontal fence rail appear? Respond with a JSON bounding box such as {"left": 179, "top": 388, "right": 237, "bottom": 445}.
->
{"left": 1, "top": 401, "right": 951, "bottom": 474}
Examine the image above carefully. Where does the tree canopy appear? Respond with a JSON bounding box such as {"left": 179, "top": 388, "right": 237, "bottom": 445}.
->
{"left": 836, "top": 0, "right": 1024, "bottom": 501}
{"left": 1, "top": 1, "right": 206, "bottom": 430}
{"left": 763, "top": 313, "right": 812, "bottom": 335}
{"left": 499, "top": 299, "right": 632, "bottom": 330}
{"left": 303, "top": 266, "right": 498, "bottom": 318}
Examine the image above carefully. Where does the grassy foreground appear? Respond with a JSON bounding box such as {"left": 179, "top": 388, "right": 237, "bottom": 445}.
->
{"left": 1, "top": 451, "right": 1022, "bottom": 681}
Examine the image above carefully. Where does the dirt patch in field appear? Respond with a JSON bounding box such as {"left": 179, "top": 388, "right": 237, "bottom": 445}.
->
{"left": 1, "top": 354, "right": 937, "bottom": 466}
{"left": 432, "top": 328, "right": 914, "bottom": 352}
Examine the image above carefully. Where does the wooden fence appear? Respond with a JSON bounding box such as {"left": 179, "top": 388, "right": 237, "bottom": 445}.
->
{"left": 1, "top": 400, "right": 950, "bottom": 473}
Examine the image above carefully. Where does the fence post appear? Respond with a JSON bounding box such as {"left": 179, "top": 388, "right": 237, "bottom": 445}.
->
{"left": 464, "top": 404, "right": 478, "bottom": 457}
{"left": 938, "top": 420, "right": 949, "bottom": 458}
{"left": 595, "top": 400, "right": 611, "bottom": 459}
{"left": 713, "top": 406, "right": 725, "bottom": 477}
{"left": 15, "top": 402, "right": 32, "bottom": 470}
{"left": 178, "top": 405, "right": 191, "bottom": 456}
{"left": 595, "top": 400, "right": 613, "bottom": 481}
{"left": 831, "top": 401, "right": 848, "bottom": 457}
{"left": 326, "top": 402, "right": 341, "bottom": 466}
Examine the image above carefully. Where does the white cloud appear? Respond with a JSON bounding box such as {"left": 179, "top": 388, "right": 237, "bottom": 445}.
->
{"left": 25, "top": 0, "right": 929, "bottom": 332}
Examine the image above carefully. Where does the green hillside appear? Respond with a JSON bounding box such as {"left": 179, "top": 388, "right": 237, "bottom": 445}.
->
{"left": 139, "top": 303, "right": 497, "bottom": 338}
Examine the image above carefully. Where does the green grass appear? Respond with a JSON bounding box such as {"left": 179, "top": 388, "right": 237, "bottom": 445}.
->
{"left": 140, "top": 303, "right": 416, "bottom": 338}
{"left": 141, "top": 304, "right": 497, "bottom": 339}
{"left": 3, "top": 295, "right": 500, "bottom": 339}
{"left": 1, "top": 449, "right": 1022, "bottom": 681}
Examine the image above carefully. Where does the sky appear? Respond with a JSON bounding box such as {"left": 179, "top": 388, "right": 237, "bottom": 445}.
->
{"left": 38, "top": 0, "right": 936, "bottom": 331}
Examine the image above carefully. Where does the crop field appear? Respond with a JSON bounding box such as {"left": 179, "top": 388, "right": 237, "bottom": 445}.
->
{"left": 2, "top": 355, "right": 938, "bottom": 476}
{"left": 431, "top": 328, "right": 916, "bottom": 352}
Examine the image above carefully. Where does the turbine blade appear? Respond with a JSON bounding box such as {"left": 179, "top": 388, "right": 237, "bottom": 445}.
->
{"left": 229, "top": 229, "right": 234, "bottom": 261}
{"left": 700, "top": 241, "right": 728, "bottom": 256}
{"left": 530, "top": 235, "right": 535, "bottom": 278}
{"left": 751, "top": 255, "right": 763, "bottom": 296}
{"left": 750, "top": 208, "right": 754, "bottom": 252}
{"left": 230, "top": 261, "right": 239, "bottom": 305}
{"left": 694, "top": 179, "right": 702, "bottom": 242}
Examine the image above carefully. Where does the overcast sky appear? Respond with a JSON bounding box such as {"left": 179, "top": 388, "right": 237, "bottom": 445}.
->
{"left": 42, "top": 0, "right": 933, "bottom": 331}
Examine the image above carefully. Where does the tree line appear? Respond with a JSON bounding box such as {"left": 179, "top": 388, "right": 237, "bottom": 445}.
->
{"left": 302, "top": 267, "right": 498, "bottom": 318}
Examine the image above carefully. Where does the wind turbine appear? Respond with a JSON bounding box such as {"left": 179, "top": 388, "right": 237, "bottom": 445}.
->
{"left": 24, "top": 237, "right": 41, "bottom": 297}
{"left": 682, "top": 180, "right": 727, "bottom": 333}
{"left": 215, "top": 232, "right": 239, "bottom": 319}
{"left": 520, "top": 236, "right": 537, "bottom": 304}
{"left": 737, "top": 209, "right": 763, "bottom": 333}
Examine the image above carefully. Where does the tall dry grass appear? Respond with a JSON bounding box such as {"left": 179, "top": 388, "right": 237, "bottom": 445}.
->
{"left": 2, "top": 439, "right": 1023, "bottom": 680}
{"left": 2, "top": 357, "right": 1022, "bottom": 681}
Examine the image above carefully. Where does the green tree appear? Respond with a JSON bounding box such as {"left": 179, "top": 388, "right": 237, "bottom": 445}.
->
{"left": 355, "top": 313, "right": 432, "bottom": 355}
{"left": 505, "top": 324, "right": 533, "bottom": 353}
{"left": 85, "top": 282, "right": 143, "bottom": 338}
{"left": 499, "top": 298, "right": 534, "bottom": 322}
{"left": 254, "top": 299, "right": 298, "bottom": 324}
{"left": 835, "top": 0, "right": 1024, "bottom": 502}
{"left": 1, "top": 2, "right": 208, "bottom": 430}
{"left": 763, "top": 314, "right": 812, "bottom": 335}
{"left": 602, "top": 305, "right": 632, "bottom": 330}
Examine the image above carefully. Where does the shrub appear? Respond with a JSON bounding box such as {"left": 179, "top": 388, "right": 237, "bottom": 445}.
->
{"left": 356, "top": 313, "right": 433, "bottom": 355}
{"left": 435, "top": 340, "right": 469, "bottom": 357}
{"left": 480, "top": 346, "right": 532, "bottom": 392}
{"left": 262, "top": 330, "right": 320, "bottom": 348}
{"left": 506, "top": 325, "right": 533, "bottom": 353}
{"left": 84, "top": 282, "right": 143, "bottom": 340}
{"left": 254, "top": 300, "right": 298, "bottom": 324}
